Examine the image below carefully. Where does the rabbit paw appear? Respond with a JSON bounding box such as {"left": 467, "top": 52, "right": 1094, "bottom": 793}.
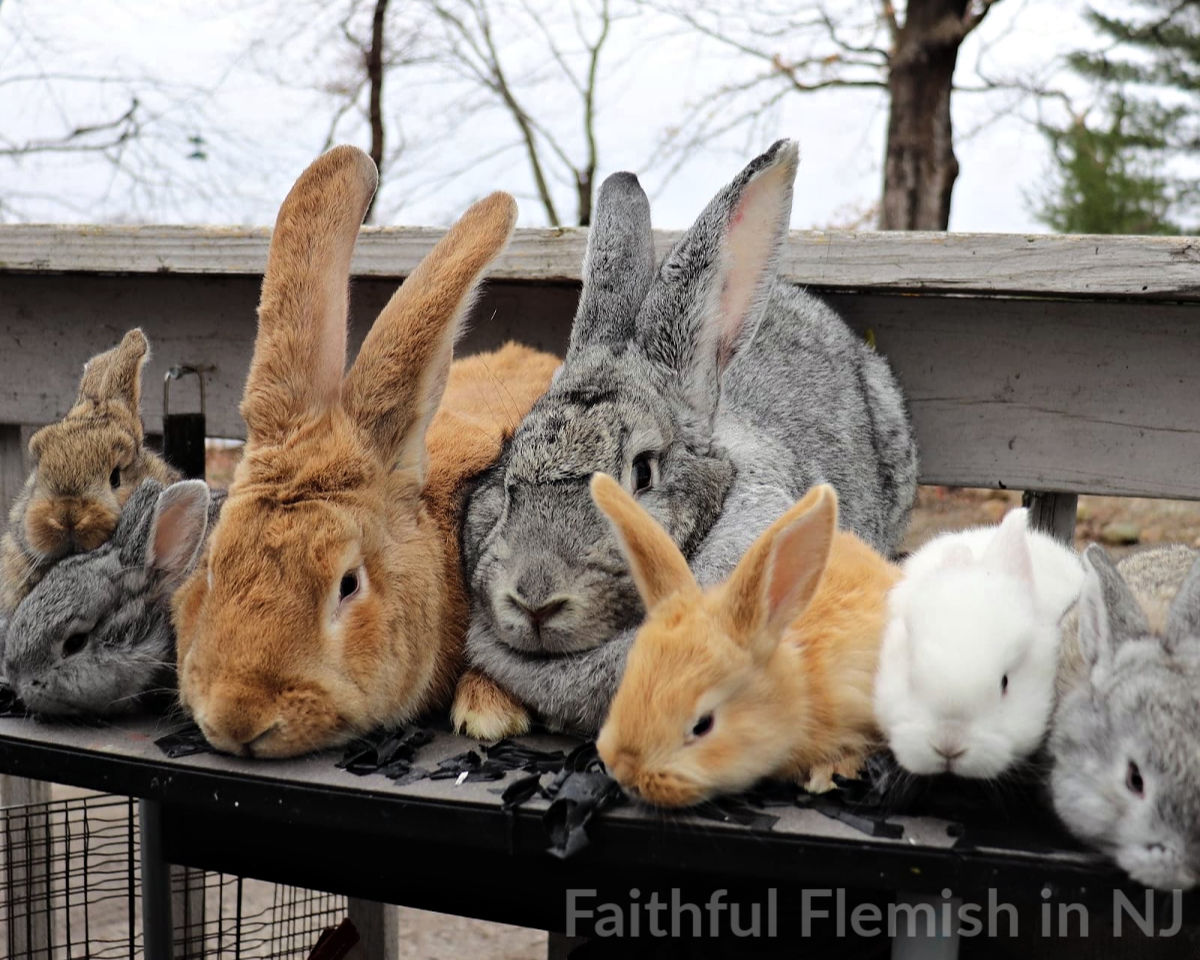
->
{"left": 803, "top": 765, "right": 837, "bottom": 794}
{"left": 451, "top": 670, "right": 531, "bottom": 741}
{"left": 802, "top": 754, "right": 865, "bottom": 794}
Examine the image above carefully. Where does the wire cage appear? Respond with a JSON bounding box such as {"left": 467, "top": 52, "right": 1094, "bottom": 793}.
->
{"left": 1, "top": 790, "right": 346, "bottom": 959}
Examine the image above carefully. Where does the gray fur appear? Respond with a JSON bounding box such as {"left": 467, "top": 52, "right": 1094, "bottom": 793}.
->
{"left": 1050, "top": 543, "right": 1200, "bottom": 890}
{"left": 3, "top": 479, "right": 221, "bottom": 717}
{"left": 462, "top": 140, "right": 919, "bottom": 734}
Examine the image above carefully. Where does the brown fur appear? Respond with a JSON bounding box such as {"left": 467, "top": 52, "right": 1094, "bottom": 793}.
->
{"left": 1, "top": 328, "right": 178, "bottom": 614}
{"left": 174, "top": 145, "right": 557, "bottom": 758}
{"left": 591, "top": 475, "right": 900, "bottom": 807}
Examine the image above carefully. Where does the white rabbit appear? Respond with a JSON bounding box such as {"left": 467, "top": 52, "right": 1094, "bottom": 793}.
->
{"left": 874, "top": 508, "right": 1084, "bottom": 778}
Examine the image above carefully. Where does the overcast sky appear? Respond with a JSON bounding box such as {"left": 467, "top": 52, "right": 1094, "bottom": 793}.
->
{"left": 0, "top": 0, "right": 1107, "bottom": 232}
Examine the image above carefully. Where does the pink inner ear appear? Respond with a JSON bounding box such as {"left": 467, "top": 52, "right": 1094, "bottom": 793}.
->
{"left": 715, "top": 161, "right": 792, "bottom": 370}
{"left": 765, "top": 511, "right": 828, "bottom": 631}
{"left": 150, "top": 491, "right": 206, "bottom": 575}
{"left": 984, "top": 511, "right": 1034, "bottom": 584}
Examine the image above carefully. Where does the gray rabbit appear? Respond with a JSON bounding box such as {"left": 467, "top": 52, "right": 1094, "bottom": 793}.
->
{"left": 3, "top": 479, "right": 219, "bottom": 717}
{"left": 455, "top": 140, "right": 918, "bottom": 738}
{"left": 1050, "top": 543, "right": 1200, "bottom": 890}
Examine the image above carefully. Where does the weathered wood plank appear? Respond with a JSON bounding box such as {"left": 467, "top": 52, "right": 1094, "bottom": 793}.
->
{"left": 0, "top": 274, "right": 576, "bottom": 439}
{"left": 0, "top": 426, "right": 25, "bottom": 525}
{"left": 2, "top": 276, "right": 1197, "bottom": 499}
{"left": 2, "top": 225, "right": 1200, "bottom": 301}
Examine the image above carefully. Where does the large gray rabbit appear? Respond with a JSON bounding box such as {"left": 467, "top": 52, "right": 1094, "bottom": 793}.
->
{"left": 3, "top": 478, "right": 219, "bottom": 716}
{"left": 1051, "top": 543, "right": 1200, "bottom": 890}
{"left": 455, "top": 140, "right": 918, "bottom": 739}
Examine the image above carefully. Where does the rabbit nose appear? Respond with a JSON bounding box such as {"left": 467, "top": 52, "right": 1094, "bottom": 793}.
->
{"left": 508, "top": 593, "right": 568, "bottom": 627}
{"left": 604, "top": 748, "right": 640, "bottom": 785}
{"left": 932, "top": 742, "right": 967, "bottom": 761}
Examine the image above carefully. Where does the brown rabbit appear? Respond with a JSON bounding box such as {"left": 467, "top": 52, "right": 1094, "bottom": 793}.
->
{"left": 173, "top": 145, "right": 558, "bottom": 758}
{"left": 1, "top": 329, "right": 178, "bottom": 614}
{"left": 591, "top": 474, "right": 900, "bottom": 807}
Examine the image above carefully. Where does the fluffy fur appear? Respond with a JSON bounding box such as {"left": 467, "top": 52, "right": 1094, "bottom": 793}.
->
{"left": 592, "top": 476, "right": 900, "bottom": 807}
{"left": 1050, "top": 543, "right": 1200, "bottom": 890}
{"left": 4, "top": 479, "right": 218, "bottom": 716}
{"left": 458, "top": 140, "right": 918, "bottom": 738}
{"left": 875, "top": 508, "right": 1084, "bottom": 778}
{"left": 1, "top": 329, "right": 179, "bottom": 614}
{"left": 173, "top": 145, "right": 557, "bottom": 758}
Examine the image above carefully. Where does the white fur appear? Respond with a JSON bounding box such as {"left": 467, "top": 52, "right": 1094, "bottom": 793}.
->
{"left": 875, "top": 508, "right": 1084, "bottom": 778}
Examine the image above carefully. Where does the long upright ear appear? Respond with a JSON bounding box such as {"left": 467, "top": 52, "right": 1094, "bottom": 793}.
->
{"left": 634, "top": 140, "right": 798, "bottom": 417}
{"left": 342, "top": 192, "right": 517, "bottom": 478}
{"left": 1077, "top": 544, "right": 1149, "bottom": 668}
{"left": 723, "top": 484, "right": 836, "bottom": 658}
{"left": 567, "top": 172, "right": 655, "bottom": 356}
{"left": 241, "top": 145, "right": 377, "bottom": 445}
{"left": 146, "top": 481, "right": 211, "bottom": 590}
{"left": 76, "top": 328, "right": 149, "bottom": 410}
{"left": 1165, "top": 554, "right": 1200, "bottom": 650}
{"left": 590, "top": 472, "right": 697, "bottom": 611}
{"left": 981, "top": 508, "right": 1034, "bottom": 586}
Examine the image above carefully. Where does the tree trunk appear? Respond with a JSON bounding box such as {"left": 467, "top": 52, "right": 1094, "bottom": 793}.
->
{"left": 880, "top": 0, "right": 970, "bottom": 230}
{"left": 365, "top": 0, "right": 390, "bottom": 223}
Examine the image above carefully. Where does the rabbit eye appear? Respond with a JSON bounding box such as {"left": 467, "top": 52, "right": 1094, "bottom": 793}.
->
{"left": 1001, "top": 674, "right": 1009, "bottom": 695}
{"left": 338, "top": 571, "right": 360, "bottom": 602}
{"left": 109, "top": 467, "right": 121, "bottom": 489}
{"left": 1126, "top": 761, "right": 1145, "bottom": 797}
{"left": 631, "top": 453, "right": 655, "bottom": 495}
{"left": 691, "top": 713, "right": 714, "bottom": 738}
{"left": 62, "top": 633, "right": 89, "bottom": 658}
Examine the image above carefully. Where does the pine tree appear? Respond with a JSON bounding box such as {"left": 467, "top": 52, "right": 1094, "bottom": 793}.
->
{"left": 1034, "top": 0, "right": 1200, "bottom": 234}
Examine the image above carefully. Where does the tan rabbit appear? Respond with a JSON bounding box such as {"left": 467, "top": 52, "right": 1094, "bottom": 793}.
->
{"left": 173, "top": 145, "right": 559, "bottom": 757}
{"left": 1, "top": 329, "right": 178, "bottom": 615}
{"left": 591, "top": 474, "right": 900, "bottom": 807}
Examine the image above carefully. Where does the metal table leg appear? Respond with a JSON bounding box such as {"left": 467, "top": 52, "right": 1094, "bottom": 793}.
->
{"left": 139, "top": 799, "right": 173, "bottom": 960}
{"left": 891, "top": 892, "right": 961, "bottom": 960}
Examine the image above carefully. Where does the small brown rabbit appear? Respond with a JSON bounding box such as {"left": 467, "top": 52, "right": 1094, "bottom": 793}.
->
{"left": 591, "top": 474, "right": 900, "bottom": 807}
{"left": 174, "top": 145, "right": 559, "bottom": 758}
{"left": 1, "top": 329, "right": 178, "bottom": 615}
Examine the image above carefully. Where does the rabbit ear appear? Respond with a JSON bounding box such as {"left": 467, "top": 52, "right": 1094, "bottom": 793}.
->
{"left": 1078, "top": 544, "right": 1149, "bottom": 667}
{"left": 1165, "top": 555, "right": 1200, "bottom": 649}
{"left": 342, "top": 192, "right": 517, "bottom": 479}
{"left": 76, "top": 328, "right": 149, "bottom": 410}
{"left": 981, "top": 508, "right": 1034, "bottom": 585}
{"left": 241, "top": 146, "right": 377, "bottom": 445}
{"left": 146, "top": 481, "right": 211, "bottom": 589}
{"left": 590, "top": 472, "right": 696, "bottom": 611}
{"left": 723, "top": 484, "right": 836, "bottom": 659}
{"left": 635, "top": 140, "right": 798, "bottom": 417}
{"left": 567, "top": 172, "right": 655, "bottom": 355}
{"left": 937, "top": 542, "right": 975, "bottom": 572}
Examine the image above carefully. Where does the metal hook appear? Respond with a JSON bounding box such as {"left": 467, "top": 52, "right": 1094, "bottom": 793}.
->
{"left": 163, "top": 366, "right": 209, "bottom": 418}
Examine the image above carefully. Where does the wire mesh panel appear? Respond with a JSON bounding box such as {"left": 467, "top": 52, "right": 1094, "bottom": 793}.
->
{"left": 0, "top": 791, "right": 346, "bottom": 959}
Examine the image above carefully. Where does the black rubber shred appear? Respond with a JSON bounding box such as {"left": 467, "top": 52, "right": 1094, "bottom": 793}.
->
{"left": 337, "top": 727, "right": 434, "bottom": 776}
{"left": 544, "top": 769, "right": 625, "bottom": 859}
{"left": 154, "top": 723, "right": 213, "bottom": 759}
{"left": 500, "top": 773, "right": 543, "bottom": 811}
{"left": 428, "top": 750, "right": 511, "bottom": 783}
{"left": 0, "top": 683, "right": 29, "bottom": 718}
{"left": 389, "top": 766, "right": 432, "bottom": 787}
{"left": 483, "top": 738, "right": 567, "bottom": 773}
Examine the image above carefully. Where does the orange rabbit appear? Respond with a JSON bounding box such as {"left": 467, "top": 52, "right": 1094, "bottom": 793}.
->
{"left": 173, "top": 145, "right": 558, "bottom": 757}
{"left": 591, "top": 474, "right": 900, "bottom": 807}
